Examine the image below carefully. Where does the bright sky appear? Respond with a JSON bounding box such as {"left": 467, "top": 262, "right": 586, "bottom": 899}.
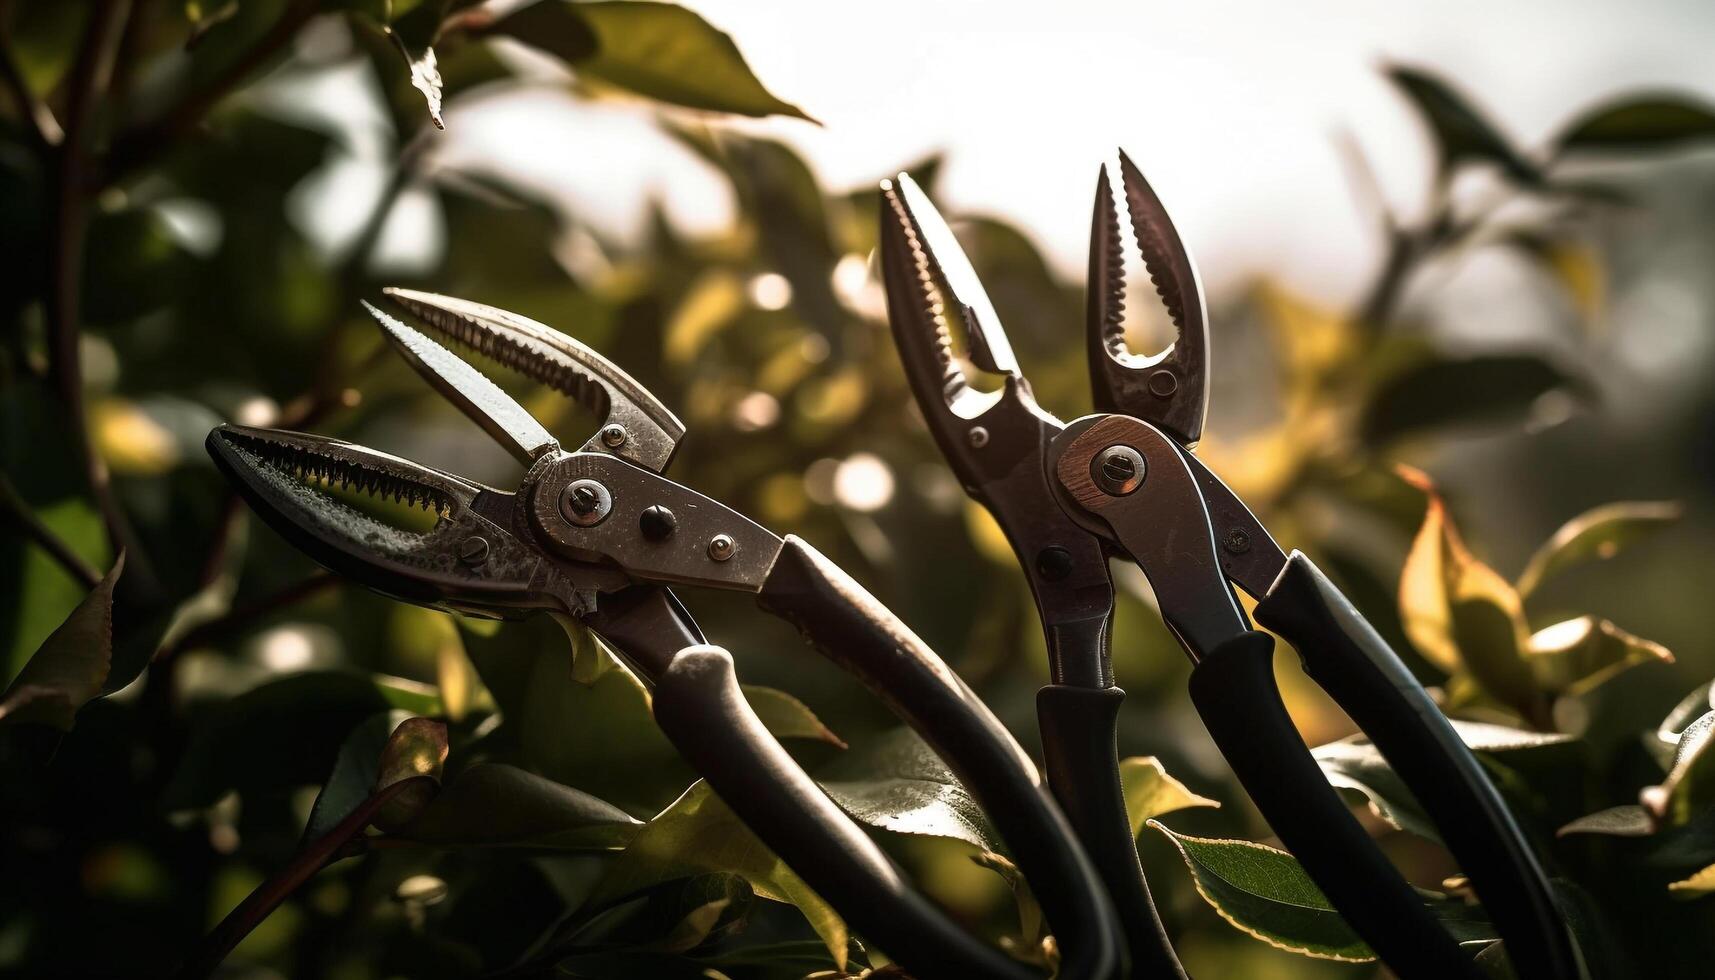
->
{"left": 405, "top": 0, "right": 1715, "bottom": 308}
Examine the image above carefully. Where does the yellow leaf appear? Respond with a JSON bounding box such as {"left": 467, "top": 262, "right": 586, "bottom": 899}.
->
{"left": 1526, "top": 616, "right": 1673, "bottom": 697}
{"left": 1668, "top": 863, "right": 1715, "bottom": 900}
{"left": 664, "top": 271, "right": 743, "bottom": 366}
{"left": 592, "top": 782, "right": 848, "bottom": 968}
{"left": 92, "top": 398, "right": 179, "bottom": 475}
{"left": 962, "top": 500, "right": 1015, "bottom": 565}
{"left": 1119, "top": 756, "right": 1219, "bottom": 836}
{"left": 1397, "top": 466, "right": 1460, "bottom": 674}
{"left": 1544, "top": 239, "right": 1605, "bottom": 325}
{"left": 795, "top": 366, "right": 867, "bottom": 428}
{"left": 1254, "top": 282, "right": 1359, "bottom": 382}
{"left": 1396, "top": 467, "right": 1545, "bottom": 724}
{"left": 371, "top": 717, "right": 449, "bottom": 833}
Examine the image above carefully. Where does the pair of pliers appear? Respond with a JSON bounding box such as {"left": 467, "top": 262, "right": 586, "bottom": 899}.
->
{"left": 205, "top": 290, "right": 1125, "bottom": 979}
{"left": 877, "top": 156, "right": 1582, "bottom": 980}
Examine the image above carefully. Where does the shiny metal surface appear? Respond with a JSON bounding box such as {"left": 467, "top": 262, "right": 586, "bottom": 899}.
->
{"left": 1086, "top": 151, "right": 1209, "bottom": 446}
{"left": 364, "top": 300, "right": 561, "bottom": 465}
{"left": 1049, "top": 415, "right": 1249, "bottom": 660}
{"left": 382, "top": 287, "right": 685, "bottom": 473}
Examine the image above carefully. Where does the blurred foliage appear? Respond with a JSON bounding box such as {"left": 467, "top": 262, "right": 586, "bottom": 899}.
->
{"left": 5, "top": 1, "right": 1715, "bottom": 978}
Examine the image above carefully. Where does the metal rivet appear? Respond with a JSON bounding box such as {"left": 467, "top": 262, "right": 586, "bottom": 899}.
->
{"left": 599, "top": 423, "right": 628, "bottom": 448}
{"left": 968, "top": 427, "right": 990, "bottom": 448}
{"left": 707, "top": 533, "right": 736, "bottom": 562}
{"left": 1092, "top": 445, "right": 1146, "bottom": 496}
{"left": 1148, "top": 369, "right": 1178, "bottom": 398}
{"left": 1036, "top": 546, "right": 1073, "bottom": 582}
{"left": 457, "top": 536, "right": 490, "bottom": 566}
{"left": 1224, "top": 528, "right": 1251, "bottom": 555}
{"left": 639, "top": 505, "right": 677, "bottom": 541}
{"left": 559, "top": 479, "right": 613, "bottom": 527}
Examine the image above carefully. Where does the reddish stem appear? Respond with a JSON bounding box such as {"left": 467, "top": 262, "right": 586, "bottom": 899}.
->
{"left": 176, "top": 776, "right": 434, "bottom": 979}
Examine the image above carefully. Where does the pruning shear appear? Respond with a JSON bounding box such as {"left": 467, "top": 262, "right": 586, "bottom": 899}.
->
{"left": 205, "top": 290, "right": 1125, "bottom": 980}
{"left": 878, "top": 156, "right": 1582, "bottom": 980}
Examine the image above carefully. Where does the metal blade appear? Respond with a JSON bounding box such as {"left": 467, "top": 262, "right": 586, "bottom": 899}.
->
{"left": 885, "top": 173, "right": 1019, "bottom": 378}
{"left": 1084, "top": 151, "right": 1209, "bottom": 446}
{"left": 206, "top": 424, "right": 545, "bottom": 614}
{"left": 363, "top": 300, "right": 561, "bottom": 466}
{"left": 382, "top": 288, "right": 684, "bottom": 472}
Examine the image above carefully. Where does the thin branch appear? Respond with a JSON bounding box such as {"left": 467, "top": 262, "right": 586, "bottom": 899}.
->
{"left": 46, "top": 0, "right": 147, "bottom": 589}
{"left": 1331, "top": 128, "right": 1397, "bottom": 238}
{"left": 176, "top": 777, "right": 433, "bottom": 980}
{"left": 0, "top": 472, "right": 101, "bottom": 590}
{"left": 0, "top": 1, "right": 63, "bottom": 148}
{"left": 103, "top": 0, "right": 318, "bottom": 183}
{"left": 277, "top": 153, "right": 421, "bottom": 432}
{"left": 153, "top": 572, "right": 338, "bottom": 662}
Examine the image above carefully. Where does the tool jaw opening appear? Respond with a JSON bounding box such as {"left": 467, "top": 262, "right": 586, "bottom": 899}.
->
{"left": 380, "top": 288, "right": 686, "bottom": 473}
{"left": 879, "top": 175, "right": 1061, "bottom": 494}
{"left": 207, "top": 424, "right": 561, "bottom": 619}
{"left": 1085, "top": 152, "right": 1210, "bottom": 447}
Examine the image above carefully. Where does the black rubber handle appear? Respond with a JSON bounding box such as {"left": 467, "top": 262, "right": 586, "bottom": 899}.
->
{"left": 1038, "top": 685, "right": 1189, "bottom": 980}
{"left": 758, "top": 535, "right": 1124, "bottom": 980}
{"left": 1254, "top": 551, "right": 1580, "bottom": 980}
{"left": 1187, "top": 630, "right": 1481, "bottom": 980}
{"left": 654, "top": 645, "right": 1044, "bottom": 980}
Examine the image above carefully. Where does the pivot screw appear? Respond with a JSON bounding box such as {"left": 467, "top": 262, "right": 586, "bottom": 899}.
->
{"left": 457, "top": 535, "right": 490, "bottom": 566}
{"left": 968, "top": 426, "right": 990, "bottom": 448}
{"left": 1148, "top": 369, "right": 1179, "bottom": 398}
{"left": 1092, "top": 445, "right": 1146, "bottom": 496}
{"left": 599, "top": 423, "right": 628, "bottom": 449}
{"left": 559, "top": 479, "right": 613, "bottom": 527}
{"left": 1223, "top": 528, "right": 1251, "bottom": 554}
{"left": 708, "top": 533, "right": 737, "bottom": 562}
{"left": 1036, "top": 546, "right": 1073, "bottom": 582}
{"left": 639, "top": 505, "right": 677, "bottom": 541}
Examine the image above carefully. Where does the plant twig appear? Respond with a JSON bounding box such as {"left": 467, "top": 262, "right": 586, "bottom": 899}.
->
{"left": 0, "top": 472, "right": 101, "bottom": 590}
{"left": 103, "top": 0, "right": 318, "bottom": 183}
{"left": 176, "top": 776, "right": 432, "bottom": 980}
{"left": 154, "top": 571, "right": 338, "bottom": 662}
{"left": 46, "top": 0, "right": 145, "bottom": 587}
{"left": 0, "top": 1, "right": 64, "bottom": 148}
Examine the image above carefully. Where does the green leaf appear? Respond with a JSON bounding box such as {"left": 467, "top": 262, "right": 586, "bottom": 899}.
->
{"left": 740, "top": 684, "right": 844, "bottom": 747}
{"left": 302, "top": 710, "right": 407, "bottom": 842}
{"left": 1319, "top": 721, "right": 1576, "bottom": 843}
{"left": 1517, "top": 501, "right": 1681, "bottom": 597}
{"left": 1657, "top": 681, "right": 1715, "bottom": 765}
{"left": 1384, "top": 65, "right": 1539, "bottom": 184}
{"left": 399, "top": 762, "right": 641, "bottom": 850}
{"left": 371, "top": 716, "right": 449, "bottom": 831}
{"left": 0, "top": 555, "right": 123, "bottom": 730}
{"left": 464, "top": 617, "right": 687, "bottom": 813}
{"left": 656, "top": 874, "right": 751, "bottom": 953}
{"left": 1557, "top": 804, "right": 1653, "bottom": 839}
{"left": 1361, "top": 354, "right": 1590, "bottom": 447}
{"left": 590, "top": 781, "right": 847, "bottom": 968}
{"left": 485, "top": 0, "right": 598, "bottom": 62}
{"left": 1644, "top": 708, "right": 1715, "bottom": 827}
{"left": 500, "top": 1, "right": 815, "bottom": 121}
{"left": 1555, "top": 96, "right": 1715, "bottom": 155}
{"left": 1524, "top": 616, "right": 1672, "bottom": 697}
{"left": 1148, "top": 820, "right": 1374, "bottom": 961}
{"left": 1119, "top": 756, "right": 1220, "bottom": 836}
{"left": 818, "top": 727, "right": 998, "bottom": 850}
{"left": 1317, "top": 736, "right": 1439, "bottom": 842}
